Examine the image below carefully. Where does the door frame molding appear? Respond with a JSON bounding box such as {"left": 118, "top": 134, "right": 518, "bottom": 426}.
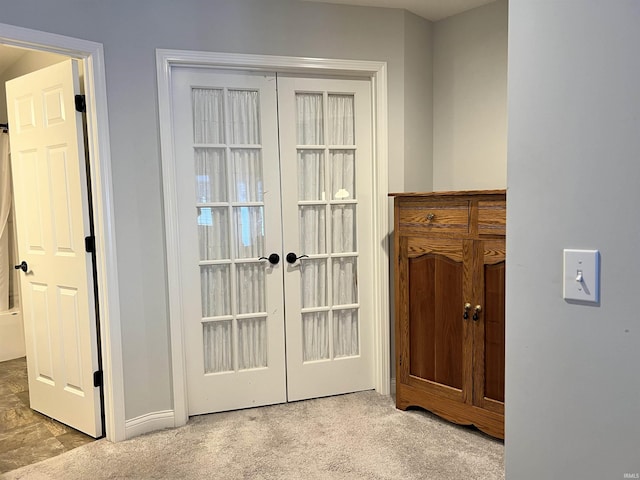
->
{"left": 156, "top": 49, "right": 390, "bottom": 426}
{"left": 0, "top": 22, "right": 126, "bottom": 441}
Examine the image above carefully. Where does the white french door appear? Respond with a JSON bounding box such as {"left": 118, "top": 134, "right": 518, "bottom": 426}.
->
{"left": 172, "top": 69, "right": 286, "bottom": 414}
{"left": 171, "top": 68, "right": 374, "bottom": 415}
{"left": 277, "top": 76, "right": 374, "bottom": 401}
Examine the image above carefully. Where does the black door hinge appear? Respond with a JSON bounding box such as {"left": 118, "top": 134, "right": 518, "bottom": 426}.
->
{"left": 85, "top": 235, "right": 95, "bottom": 253}
{"left": 75, "top": 94, "right": 86, "bottom": 113}
{"left": 93, "top": 370, "right": 103, "bottom": 387}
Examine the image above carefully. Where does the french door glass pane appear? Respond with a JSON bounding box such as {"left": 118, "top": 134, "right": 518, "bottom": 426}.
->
{"left": 331, "top": 205, "right": 356, "bottom": 254}
{"left": 192, "top": 88, "right": 224, "bottom": 144}
{"left": 198, "top": 207, "right": 229, "bottom": 260}
{"left": 296, "top": 93, "right": 324, "bottom": 145}
{"left": 302, "top": 312, "right": 329, "bottom": 361}
{"left": 238, "top": 318, "right": 268, "bottom": 369}
{"left": 228, "top": 90, "right": 260, "bottom": 144}
{"left": 301, "top": 259, "right": 327, "bottom": 308}
{"left": 293, "top": 88, "right": 362, "bottom": 366}
{"left": 331, "top": 150, "right": 355, "bottom": 200}
{"left": 297, "top": 150, "right": 325, "bottom": 201}
{"left": 234, "top": 207, "right": 264, "bottom": 259}
{"left": 236, "top": 263, "right": 266, "bottom": 314}
{"left": 328, "top": 95, "right": 354, "bottom": 145}
{"left": 200, "top": 265, "right": 231, "bottom": 317}
{"left": 299, "top": 206, "right": 326, "bottom": 255}
{"left": 203, "top": 320, "right": 233, "bottom": 373}
{"left": 332, "top": 258, "right": 358, "bottom": 305}
{"left": 231, "top": 149, "right": 263, "bottom": 202}
{"left": 192, "top": 84, "right": 271, "bottom": 378}
{"left": 333, "top": 309, "right": 359, "bottom": 357}
{"left": 195, "top": 148, "right": 227, "bottom": 202}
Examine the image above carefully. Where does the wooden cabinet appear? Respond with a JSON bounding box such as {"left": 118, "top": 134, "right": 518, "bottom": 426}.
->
{"left": 391, "top": 190, "right": 506, "bottom": 439}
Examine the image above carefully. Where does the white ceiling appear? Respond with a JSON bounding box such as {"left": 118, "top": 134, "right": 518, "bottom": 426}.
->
{"left": 300, "top": 0, "right": 496, "bottom": 21}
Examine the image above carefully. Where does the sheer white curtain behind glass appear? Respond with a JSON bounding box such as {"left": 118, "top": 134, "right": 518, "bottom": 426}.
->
{"left": 229, "top": 90, "right": 268, "bottom": 371}
{"left": 296, "top": 93, "right": 359, "bottom": 361}
{"left": 329, "top": 94, "right": 358, "bottom": 359}
{"left": 195, "top": 87, "right": 267, "bottom": 373}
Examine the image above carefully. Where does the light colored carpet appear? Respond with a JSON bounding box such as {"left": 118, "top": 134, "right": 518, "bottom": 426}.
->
{"left": 1, "top": 391, "right": 504, "bottom": 480}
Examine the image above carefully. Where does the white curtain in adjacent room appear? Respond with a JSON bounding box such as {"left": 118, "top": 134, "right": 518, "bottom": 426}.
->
{"left": 0, "top": 133, "right": 11, "bottom": 311}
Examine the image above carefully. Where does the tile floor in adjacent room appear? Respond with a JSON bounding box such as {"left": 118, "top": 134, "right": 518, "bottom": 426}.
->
{"left": 0, "top": 357, "right": 95, "bottom": 473}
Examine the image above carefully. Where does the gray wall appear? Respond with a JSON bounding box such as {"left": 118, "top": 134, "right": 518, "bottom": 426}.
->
{"left": 433, "top": 0, "right": 507, "bottom": 191}
{"left": 507, "top": 0, "right": 640, "bottom": 477}
{"left": 403, "top": 11, "right": 433, "bottom": 192}
{"left": 0, "top": 0, "right": 431, "bottom": 420}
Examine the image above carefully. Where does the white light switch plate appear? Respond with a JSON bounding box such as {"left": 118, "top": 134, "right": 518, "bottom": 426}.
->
{"left": 563, "top": 249, "right": 600, "bottom": 303}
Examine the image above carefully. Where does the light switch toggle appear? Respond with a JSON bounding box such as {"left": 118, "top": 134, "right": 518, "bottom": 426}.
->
{"left": 563, "top": 249, "right": 600, "bottom": 303}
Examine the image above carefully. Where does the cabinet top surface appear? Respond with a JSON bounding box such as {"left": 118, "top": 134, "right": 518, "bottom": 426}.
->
{"left": 389, "top": 189, "right": 506, "bottom": 198}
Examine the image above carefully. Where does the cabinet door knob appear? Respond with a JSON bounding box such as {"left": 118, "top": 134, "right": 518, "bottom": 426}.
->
{"left": 472, "top": 305, "right": 482, "bottom": 321}
{"left": 463, "top": 303, "right": 471, "bottom": 320}
{"left": 426, "top": 213, "right": 435, "bottom": 221}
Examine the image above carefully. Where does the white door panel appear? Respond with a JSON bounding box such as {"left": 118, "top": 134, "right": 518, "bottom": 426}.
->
{"left": 277, "top": 76, "right": 374, "bottom": 401}
{"left": 172, "top": 68, "right": 286, "bottom": 414}
{"left": 6, "top": 59, "right": 102, "bottom": 437}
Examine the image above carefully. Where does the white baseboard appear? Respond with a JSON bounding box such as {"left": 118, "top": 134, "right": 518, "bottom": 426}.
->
{"left": 125, "top": 410, "right": 175, "bottom": 439}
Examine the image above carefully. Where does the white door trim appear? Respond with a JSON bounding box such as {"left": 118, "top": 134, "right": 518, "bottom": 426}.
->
{"left": 0, "top": 22, "right": 125, "bottom": 441}
{"left": 156, "top": 49, "right": 390, "bottom": 427}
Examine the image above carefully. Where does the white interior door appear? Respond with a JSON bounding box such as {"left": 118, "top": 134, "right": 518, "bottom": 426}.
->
{"left": 6, "top": 59, "right": 102, "bottom": 437}
{"left": 172, "top": 68, "right": 375, "bottom": 415}
{"left": 277, "top": 76, "right": 374, "bottom": 401}
{"left": 172, "top": 68, "right": 287, "bottom": 414}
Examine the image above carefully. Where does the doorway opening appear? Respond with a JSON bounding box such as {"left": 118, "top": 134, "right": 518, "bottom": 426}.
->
{"left": 157, "top": 50, "right": 390, "bottom": 427}
{"left": 0, "top": 22, "right": 125, "bottom": 444}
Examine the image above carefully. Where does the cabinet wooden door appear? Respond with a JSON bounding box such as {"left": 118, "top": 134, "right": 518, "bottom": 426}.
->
{"left": 473, "top": 238, "right": 506, "bottom": 414}
{"left": 398, "top": 236, "right": 473, "bottom": 407}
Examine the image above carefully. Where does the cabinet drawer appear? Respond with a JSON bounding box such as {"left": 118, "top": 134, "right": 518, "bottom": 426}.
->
{"left": 398, "top": 201, "right": 470, "bottom": 234}
{"left": 478, "top": 200, "right": 506, "bottom": 236}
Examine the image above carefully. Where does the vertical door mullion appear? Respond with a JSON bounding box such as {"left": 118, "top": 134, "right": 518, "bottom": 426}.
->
{"left": 223, "top": 87, "right": 239, "bottom": 373}
{"left": 323, "top": 91, "right": 334, "bottom": 361}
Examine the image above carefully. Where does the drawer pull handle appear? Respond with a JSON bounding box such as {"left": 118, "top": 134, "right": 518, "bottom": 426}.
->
{"left": 473, "top": 305, "right": 482, "bottom": 321}
{"left": 463, "top": 303, "right": 471, "bottom": 320}
{"left": 426, "top": 213, "right": 436, "bottom": 221}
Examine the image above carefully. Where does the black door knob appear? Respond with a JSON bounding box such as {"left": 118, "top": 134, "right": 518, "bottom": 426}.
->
{"left": 258, "top": 253, "right": 280, "bottom": 265}
{"left": 286, "top": 252, "right": 309, "bottom": 264}
{"left": 14, "top": 261, "right": 28, "bottom": 273}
